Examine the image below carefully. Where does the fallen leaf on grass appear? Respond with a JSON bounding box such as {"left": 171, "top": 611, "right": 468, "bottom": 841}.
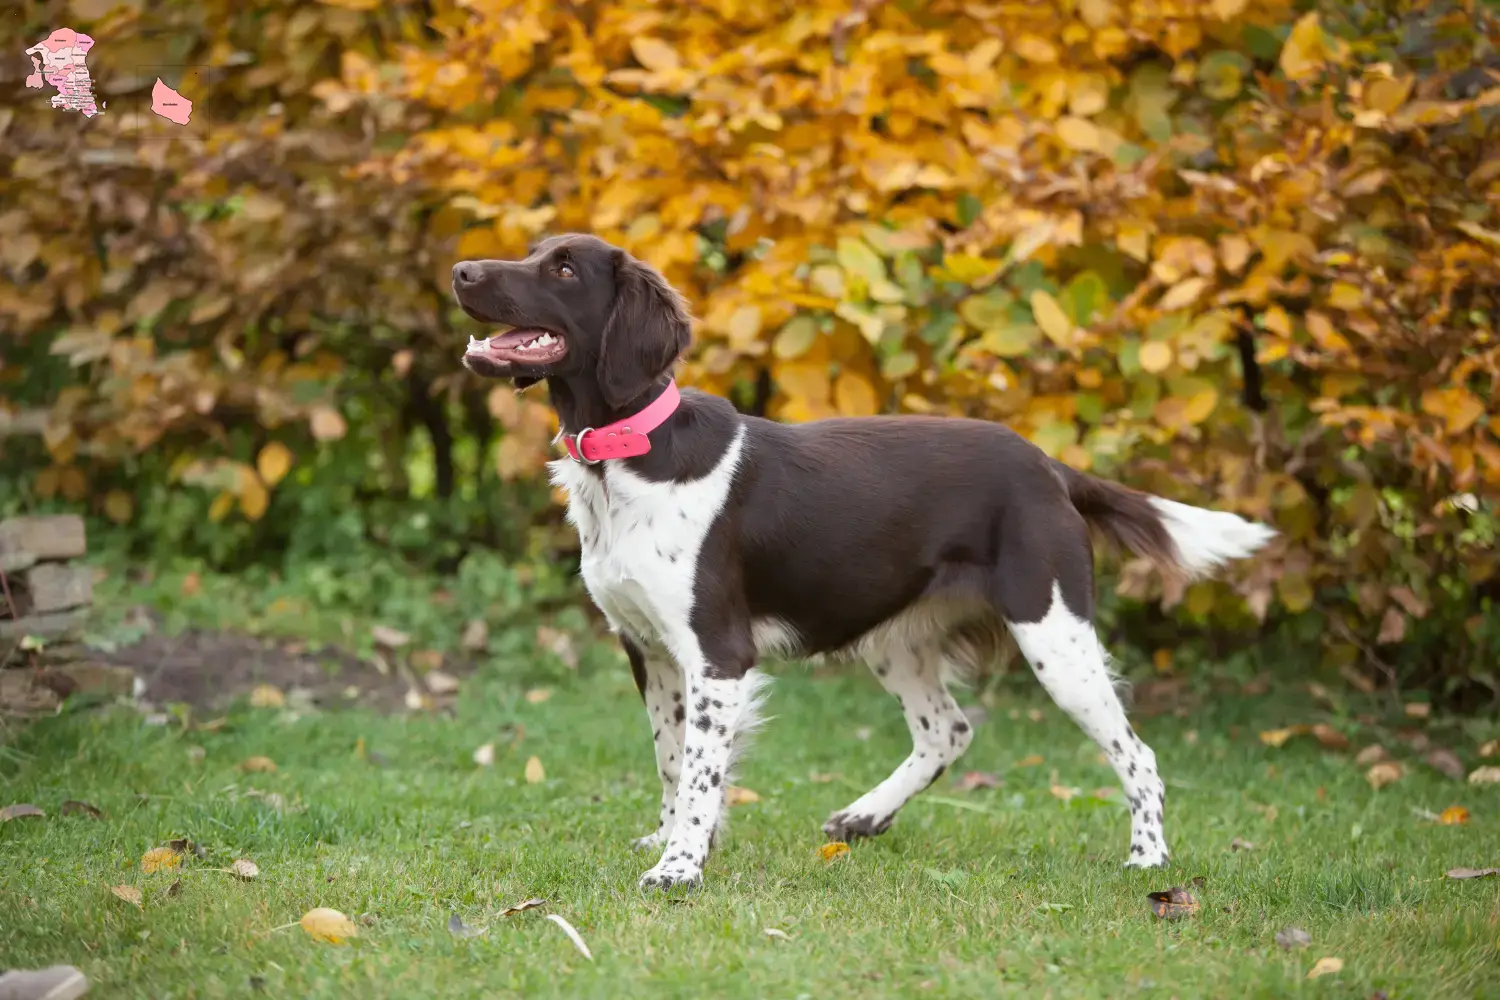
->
{"left": 818, "top": 842, "right": 850, "bottom": 862}
{"left": 1, "top": 804, "right": 45, "bottom": 822}
{"left": 1355, "top": 744, "right": 1390, "bottom": 766}
{"left": 535, "top": 627, "right": 578, "bottom": 670}
{"left": 249, "top": 685, "right": 285, "bottom": 708}
{"left": 1259, "top": 725, "right": 1309, "bottom": 748}
{"left": 424, "top": 670, "right": 460, "bottom": 695}
{"left": 1311, "top": 724, "right": 1350, "bottom": 751}
{"left": 524, "top": 687, "right": 553, "bottom": 704}
{"left": 461, "top": 619, "right": 489, "bottom": 651}
{"left": 1468, "top": 766, "right": 1500, "bottom": 785}
{"left": 141, "top": 846, "right": 182, "bottom": 873}
{"left": 111, "top": 885, "right": 143, "bottom": 908}
{"left": 763, "top": 927, "right": 791, "bottom": 941}
{"left": 524, "top": 756, "right": 545, "bottom": 784}
{"left": 300, "top": 907, "right": 358, "bottom": 944}
{"left": 473, "top": 742, "right": 496, "bottom": 767}
{"left": 404, "top": 688, "right": 433, "bottom": 712}
{"left": 544, "top": 913, "right": 592, "bottom": 960}
{"left": 60, "top": 800, "right": 103, "bottom": 819}
{"left": 411, "top": 649, "right": 444, "bottom": 673}
{"left": 1405, "top": 702, "right": 1431, "bottom": 719}
{"left": 1307, "top": 956, "right": 1344, "bottom": 979}
{"left": 1014, "top": 754, "right": 1044, "bottom": 768}
{"left": 1049, "top": 784, "right": 1081, "bottom": 802}
{"left": 1230, "top": 837, "right": 1256, "bottom": 852}
{"left": 1366, "top": 761, "right": 1405, "bottom": 789}
{"left": 240, "top": 756, "right": 278, "bottom": 774}
{"left": 726, "top": 785, "right": 760, "bottom": 805}
{"left": 499, "top": 897, "right": 546, "bottom": 917}
{"left": 1479, "top": 739, "right": 1499, "bottom": 758}
{"left": 371, "top": 625, "right": 410, "bottom": 648}
{"left": 1147, "top": 886, "right": 1200, "bottom": 920}
{"left": 1437, "top": 806, "right": 1470, "bottom": 826}
{"left": 447, "top": 913, "right": 484, "bottom": 939}
{"left": 1275, "top": 926, "right": 1311, "bottom": 950}
{"left": 954, "top": 771, "right": 1002, "bottom": 791}
{"left": 229, "top": 859, "right": 259, "bottom": 880}
{"left": 1445, "top": 867, "right": 1500, "bottom": 880}
{"left": 1425, "top": 748, "right": 1466, "bottom": 781}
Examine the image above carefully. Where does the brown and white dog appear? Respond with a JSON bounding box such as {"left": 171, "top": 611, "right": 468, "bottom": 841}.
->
{"left": 453, "top": 234, "right": 1275, "bottom": 890}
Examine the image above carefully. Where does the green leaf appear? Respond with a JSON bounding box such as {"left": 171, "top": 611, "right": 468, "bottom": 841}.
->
{"left": 956, "top": 193, "right": 982, "bottom": 227}
{"left": 772, "top": 316, "right": 820, "bottom": 360}
{"left": 836, "top": 237, "right": 887, "bottom": 286}
{"left": 1059, "top": 271, "right": 1109, "bottom": 327}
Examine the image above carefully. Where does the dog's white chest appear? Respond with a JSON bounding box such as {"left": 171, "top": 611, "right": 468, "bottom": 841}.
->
{"left": 548, "top": 428, "right": 744, "bottom": 646}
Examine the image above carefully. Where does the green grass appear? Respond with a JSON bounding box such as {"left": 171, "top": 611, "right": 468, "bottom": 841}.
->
{"left": 3, "top": 662, "right": 1498, "bottom": 999}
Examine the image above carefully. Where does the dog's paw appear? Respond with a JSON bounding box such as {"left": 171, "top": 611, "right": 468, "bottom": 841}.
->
{"left": 638, "top": 858, "right": 703, "bottom": 892}
{"left": 822, "top": 809, "right": 892, "bottom": 841}
{"left": 1123, "top": 847, "right": 1170, "bottom": 869}
{"left": 632, "top": 831, "right": 667, "bottom": 852}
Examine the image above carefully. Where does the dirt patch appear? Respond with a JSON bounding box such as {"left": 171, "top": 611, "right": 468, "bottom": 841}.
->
{"left": 103, "top": 625, "right": 473, "bottom": 714}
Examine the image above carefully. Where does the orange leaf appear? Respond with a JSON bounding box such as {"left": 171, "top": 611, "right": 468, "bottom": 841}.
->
{"left": 817, "top": 841, "right": 850, "bottom": 861}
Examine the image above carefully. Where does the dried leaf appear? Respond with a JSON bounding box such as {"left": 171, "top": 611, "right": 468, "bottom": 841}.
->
{"left": 763, "top": 927, "right": 791, "bottom": 940}
{"left": 1230, "top": 837, "right": 1255, "bottom": 852}
{"left": 424, "top": 670, "right": 460, "bottom": 695}
{"left": 1146, "top": 886, "right": 1200, "bottom": 920}
{"left": 544, "top": 913, "right": 593, "bottom": 960}
{"left": 954, "top": 771, "right": 1003, "bottom": 791}
{"left": 59, "top": 800, "right": 103, "bottom": 819}
{"left": 1445, "top": 867, "right": 1500, "bottom": 880}
{"left": 1310, "top": 724, "right": 1350, "bottom": 751}
{"left": 249, "top": 684, "right": 285, "bottom": 708}
{"left": 1437, "top": 806, "right": 1470, "bottom": 826}
{"left": 299, "top": 907, "right": 358, "bottom": 944}
{"left": 1307, "top": 956, "right": 1344, "bottom": 979}
{"left": 499, "top": 897, "right": 546, "bottom": 917}
{"left": 240, "top": 755, "right": 278, "bottom": 773}
{"left": 461, "top": 619, "right": 490, "bottom": 651}
{"left": 818, "top": 841, "right": 850, "bottom": 862}
{"left": 1, "top": 803, "right": 46, "bottom": 822}
{"left": 229, "top": 858, "right": 260, "bottom": 880}
{"left": 1014, "top": 754, "right": 1044, "bottom": 768}
{"left": 111, "top": 884, "right": 143, "bottom": 908}
{"left": 524, "top": 755, "right": 545, "bottom": 784}
{"left": 1479, "top": 739, "right": 1499, "bottom": 759}
{"left": 141, "top": 846, "right": 183, "bottom": 873}
{"left": 1405, "top": 701, "right": 1432, "bottom": 720}
{"left": 1049, "top": 784, "right": 1081, "bottom": 802}
{"left": 726, "top": 785, "right": 760, "bottom": 805}
{"left": 1354, "top": 744, "right": 1389, "bottom": 766}
{"left": 370, "top": 624, "right": 410, "bottom": 648}
{"left": 473, "top": 742, "right": 496, "bottom": 767}
{"left": 1468, "top": 766, "right": 1500, "bottom": 785}
{"left": 1276, "top": 926, "right": 1311, "bottom": 950}
{"left": 1259, "top": 725, "right": 1310, "bottom": 748}
{"left": 256, "top": 442, "right": 293, "bottom": 488}
{"left": 1425, "top": 748, "right": 1466, "bottom": 781}
{"left": 525, "top": 687, "right": 553, "bottom": 704}
{"left": 1365, "top": 761, "right": 1405, "bottom": 789}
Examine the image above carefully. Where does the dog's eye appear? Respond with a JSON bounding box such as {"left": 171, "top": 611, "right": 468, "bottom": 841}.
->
{"left": 557, "top": 262, "right": 575, "bottom": 279}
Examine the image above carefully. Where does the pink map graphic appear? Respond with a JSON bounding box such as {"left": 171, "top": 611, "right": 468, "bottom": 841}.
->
{"left": 151, "top": 78, "right": 193, "bottom": 126}
{"left": 24, "top": 27, "right": 101, "bottom": 118}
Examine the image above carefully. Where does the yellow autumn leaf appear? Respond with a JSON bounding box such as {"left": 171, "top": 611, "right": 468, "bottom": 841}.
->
{"left": 229, "top": 858, "right": 260, "bottom": 879}
{"left": 208, "top": 491, "right": 235, "bottom": 523}
{"left": 1437, "top": 806, "right": 1470, "bottom": 825}
{"left": 256, "top": 442, "right": 293, "bottom": 487}
{"left": 1012, "top": 35, "right": 1058, "bottom": 64}
{"left": 525, "top": 687, "right": 553, "bottom": 704}
{"left": 524, "top": 755, "right": 545, "bottom": 783}
{"left": 1014, "top": 754, "right": 1044, "bottom": 768}
{"left": 1280, "top": 13, "right": 1333, "bottom": 84}
{"left": 1159, "top": 277, "right": 1208, "bottom": 311}
{"left": 630, "top": 37, "right": 680, "bottom": 73}
{"left": 309, "top": 405, "right": 347, "bottom": 442}
{"left": 239, "top": 477, "right": 269, "bottom": 520}
{"left": 834, "top": 371, "right": 879, "bottom": 417}
{"left": 726, "top": 785, "right": 760, "bottom": 805}
{"left": 300, "top": 907, "right": 359, "bottom": 944}
{"left": 1306, "top": 956, "right": 1344, "bottom": 979}
{"left": 1055, "top": 117, "right": 1100, "bottom": 152}
{"left": 103, "top": 489, "right": 134, "bottom": 524}
{"left": 250, "top": 684, "right": 285, "bottom": 708}
{"left": 111, "top": 884, "right": 143, "bottom": 908}
{"left": 1139, "top": 341, "right": 1174, "bottom": 374}
{"left": 1420, "top": 387, "right": 1486, "bottom": 435}
{"left": 141, "top": 846, "right": 182, "bottom": 873}
{"left": 817, "top": 841, "right": 849, "bottom": 861}
{"left": 1030, "top": 290, "right": 1074, "bottom": 347}
{"left": 241, "top": 755, "right": 278, "bottom": 773}
{"left": 1365, "top": 761, "right": 1405, "bottom": 789}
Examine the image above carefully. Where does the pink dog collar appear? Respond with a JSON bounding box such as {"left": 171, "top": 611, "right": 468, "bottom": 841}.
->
{"left": 562, "top": 381, "right": 681, "bottom": 464}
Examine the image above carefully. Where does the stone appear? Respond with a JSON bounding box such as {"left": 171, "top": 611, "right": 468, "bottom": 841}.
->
{"left": 0, "top": 514, "right": 86, "bottom": 563}
{"left": 0, "top": 610, "right": 87, "bottom": 642}
{"left": 23, "top": 564, "right": 93, "bottom": 613}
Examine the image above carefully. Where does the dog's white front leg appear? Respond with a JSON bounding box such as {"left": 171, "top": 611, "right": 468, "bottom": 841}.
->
{"left": 637, "top": 638, "right": 766, "bottom": 891}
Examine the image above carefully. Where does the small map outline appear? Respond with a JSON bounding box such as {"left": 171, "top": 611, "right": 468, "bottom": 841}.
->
{"left": 126, "top": 64, "right": 212, "bottom": 138}
{"left": 24, "top": 26, "right": 103, "bottom": 118}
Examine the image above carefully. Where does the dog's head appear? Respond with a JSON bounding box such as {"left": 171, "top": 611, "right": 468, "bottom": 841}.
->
{"left": 452, "top": 234, "right": 691, "bottom": 408}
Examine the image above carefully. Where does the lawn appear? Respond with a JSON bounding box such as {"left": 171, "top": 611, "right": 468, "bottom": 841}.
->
{"left": 4, "top": 638, "right": 1498, "bottom": 1000}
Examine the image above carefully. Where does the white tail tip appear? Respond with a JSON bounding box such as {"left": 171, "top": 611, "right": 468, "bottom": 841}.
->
{"left": 1149, "top": 496, "right": 1277, "bottom": 579}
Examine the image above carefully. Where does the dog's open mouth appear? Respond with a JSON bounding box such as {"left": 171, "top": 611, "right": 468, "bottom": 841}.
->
{"left": 464, "top": 327, "right": 568, "bottom": 368}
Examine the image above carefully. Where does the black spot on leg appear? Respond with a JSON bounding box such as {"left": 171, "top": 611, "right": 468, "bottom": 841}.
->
{"left": 695, "top": 697, "right": 710, "bottom": 713}
{"left": 716, "top": 725, "right": 726, "bottom": 736}
{"left": 710, "top": 771, "right": 721, "bottom": 786}
{"left": 1131, "top": 844, "right": 1144, "bottom": 856}
{"left": 712, "top": 700, "right": 722, "bottom": 709}
{"left": 920, "top": 716, "right": 930, "bottom": 730}
{"left": 669, "top": 553, "right": 678, "bottom": 564}
{"left": 674, "top": 705, "right": 685, "bottom": 723}
{"left": 672, "top": 692, "right": 682, "bottom": 703}
{"left": 653, "top": 729, "right": 661, "bottom": 740}
{"left": 695, "top": 714, "right": 711, "bottom": 732}
{"left": 1111, "top": 740, "right": 1122, "bottom": 754}
{"left": 1129, "top": 762, "right": 1137, "bottom": 777}
{"left": 1147, "top": 831, "right": 1157, "bottom": 843}
{"left": 691, "top": 817, "right": 701, "bottom": 826}
{"left": 1035, "top": 660, "right": 1045, "bottom": 671}
{"left": 953, "top": 720, "right": 970, "bottom": 735}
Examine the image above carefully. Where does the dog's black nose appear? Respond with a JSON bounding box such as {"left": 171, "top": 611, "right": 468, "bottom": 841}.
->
{"left": 452, "top": 262, "right": 481, "bottom": 286}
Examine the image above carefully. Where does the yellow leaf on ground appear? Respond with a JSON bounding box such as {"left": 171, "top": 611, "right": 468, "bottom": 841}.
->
{"left": 111, "top": 885, "right": 143, "bottom": 908}
{"left": 239, "top": 478, "right": 269, "bottom": 521}
{"left": 630, "top": 37, "right": 680, "bottom": 73}
{"left": 309, "top": 405, "right": 347, "bottom": 442}
{"left": 525, "top": 688, "right": 553, "bottom": 704}
{"left": 141, "top": 847, "right": 182, "bottom": 873}
{"left": 256, "top": 442, "right": 293, "bottom": 487}
{"left": 1438, "top": 806, "right": 1470, "bottom": 825}
{"left": 241, "top": 755, "right": 278, "bottom": 773}
{"left": 1306, "top": 956, "right": 1344, "bottom": 979}
{"left": 1366, "top": 761, "right": 1405, "bottom": 788}
{"left": 1469, "top": 766, "right": 1500, "bottom": 785}
{"left": 1259, "top": 725, "right": 1311, "bottom": 748}
{"left": 1139, "top": 341, "right": 1174, "bottom": 374}
{"left": 524, "top": 755, "right": 545, "bottom": 783}
{"left": 726, "top": 785, "right": 760, "bottom": 805}
{"left": 1015, "top": 754, "right": 1044, "bottom": 768}
{"left": 1280, "top": 13, "right": 1332, "bottom": 83}
{"left": 1030, "top": 290, "right": 1074, "bottom": 347}
{"left": 1159, "top": 277, "right": 1208, "bottom": 311}
{"left": 834, "top": 371, "right": 880, "bottom": 417}
{"left": 249, "top": 684, "right": 286, "bottom": 708}
{"left": 1420, "top": 387, "right": 1486, "bottom": 435}
{"left": 817, "top": 841, "right": 849, "bottom": 861}
{"left": 300, "top": 907, "right": 358, "bottom": 944}
{"left": 103, "top": 490, "right": 134, "bottom": 524}
{"left": 229, "top": 858, "right": 260, "bottom": 879}
{"left": 1055, "top": 117, "right": 1100, "bottom": 152}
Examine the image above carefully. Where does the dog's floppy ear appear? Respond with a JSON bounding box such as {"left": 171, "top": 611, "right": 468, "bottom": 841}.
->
{"left": 597, "top": 250, "right": 691, "bottom": 410}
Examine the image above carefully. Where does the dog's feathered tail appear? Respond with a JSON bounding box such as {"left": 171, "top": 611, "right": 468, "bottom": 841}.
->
{"left": 1052, "top": 461, "right": 1276, "bottom": 580}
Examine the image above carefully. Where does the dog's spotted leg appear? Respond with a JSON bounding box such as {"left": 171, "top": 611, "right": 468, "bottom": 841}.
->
{"left": 1006, "top": 582, "right": 1169, "bottom": 868}
{"left": 823, "top": 646, "right": 973, "bottom": 841}
{"left": 637, "top": 658, "right": 769, "bottom": 891}
{"left": 623, "top": 635, "right": 685, "bottom": 851}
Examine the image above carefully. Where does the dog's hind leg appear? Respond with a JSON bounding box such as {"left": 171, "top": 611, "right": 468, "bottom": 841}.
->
{"left": 823, "top": 643, "right": 974, "bottom": 841}
{"left": 623, "top": 634, "right": 685, "bottom": 851}
{"left": 1004, "top": 581, "right": 1169, "bottom": 868}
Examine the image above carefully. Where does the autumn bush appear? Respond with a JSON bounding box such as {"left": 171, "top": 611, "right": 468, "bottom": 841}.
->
{"left": 3, "top": 0, "right": 1499, "bottom": 702}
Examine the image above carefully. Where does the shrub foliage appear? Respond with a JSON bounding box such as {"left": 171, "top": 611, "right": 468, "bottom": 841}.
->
{"left": 3, "top": 0, "right": 1498, "bottom": 695}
